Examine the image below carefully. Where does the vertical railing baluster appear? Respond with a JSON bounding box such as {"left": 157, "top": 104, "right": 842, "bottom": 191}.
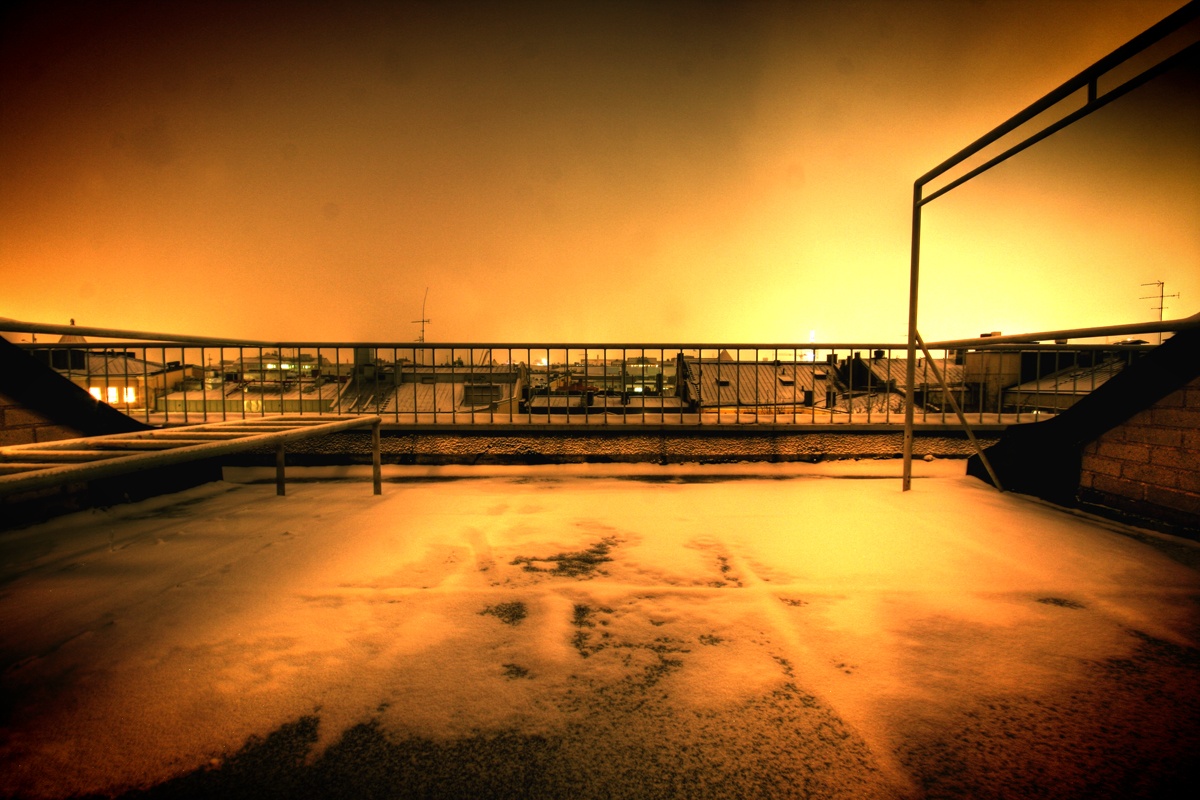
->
{"left": 240, "top": 345, "right": 247, "bottom": 419}
{"left": 140, "top": 345, "right": 151, "bottom": 424}
{"left": 159, "top": 345, "right": 167, "bottom": 424}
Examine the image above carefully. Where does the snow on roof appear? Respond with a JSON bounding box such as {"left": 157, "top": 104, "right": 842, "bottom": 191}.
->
{"left": 863, "top": 356, "right": 965, "bottom": 390}
{"left": 680, "top": 358, "right": 832, "bottom": 407}
{"left": 387, "top": 380, "right": 515, "bottom": 412}
{"left": 836, "top": 391, "right": 907, "bottom": 414}
{"left": 395, "top": 365, "right": 519, "bottom": 374}
{"left": 162, "top": 382, "right": 345, "bottom": 403}
{"left": 1, "top": 467, "right": 1196, "bottom": 797}
{"left": 369, "top": 377, "right": 519, "bottom": 413}
{"left": 54, "top": 351, "right": 167, "bottom": 377}
{"left": 1007, "top": 358, "right": 1128, "bottom": 395}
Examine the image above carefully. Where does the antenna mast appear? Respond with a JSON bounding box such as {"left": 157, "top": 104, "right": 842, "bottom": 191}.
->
{"left": 412, "top": 288, "right": 431, "bottom": 343}
{"left": 1140, "top": 281, "right": 1179, "bottom": 345}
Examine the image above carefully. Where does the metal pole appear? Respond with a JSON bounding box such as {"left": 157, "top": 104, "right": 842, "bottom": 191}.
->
{"left": 275, "top": 442, "right": 286, "bottom": 496}
{"left": 372, "top": 418, "right": 382, "bottom": 495}
{"left": 916, "top": 331, "right": 1004, "bottom": 492}
{"left": 903, "top": 183, "right": 922, "bottom": 491}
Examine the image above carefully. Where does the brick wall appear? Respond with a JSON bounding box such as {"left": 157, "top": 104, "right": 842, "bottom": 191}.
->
{"left": 0, "top": 389, "right": 83, "bottom": 446}
{"left": 1079, "top": 375, "right": 1200, "bottom": 532}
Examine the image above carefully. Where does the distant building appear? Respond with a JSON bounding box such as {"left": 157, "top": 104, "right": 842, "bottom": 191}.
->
{"left": 233, "top": 352, "right": 332, "bottom": 383}
{"left": 1002, "top": 358, "right": 1129, "bottom": 413}
{"left": 838, "top": 351, "right": 967, "bottom": 414}
{"left": 342, "top": 364, "right": 525, "bottom": 415}
{"left": 31, "top": 345, "right": 201, "bottom": 413}
{"left": 677, "top": 356, "right": 840, "bottom": 411}
{"left": 1, "top": 336, "right": 149, "bottom": 446}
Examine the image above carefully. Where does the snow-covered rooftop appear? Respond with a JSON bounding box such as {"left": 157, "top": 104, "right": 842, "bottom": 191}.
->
{"left": 1007, "top": 358, "right": 1128, "bottom": 395}
{"left": 2, "top": 463, "right": 1198, "bottom": 799}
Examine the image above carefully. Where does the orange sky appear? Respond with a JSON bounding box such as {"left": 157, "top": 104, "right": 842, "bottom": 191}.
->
{"left": 1, "top": 0, "right": 1196, "bottom": 345}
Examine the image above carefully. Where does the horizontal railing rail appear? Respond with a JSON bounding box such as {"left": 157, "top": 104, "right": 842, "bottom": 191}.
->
{"left": 2, "top": 327, "right": 1165, "bottom": 431}
{"left": 0, "top": 415, "right": 383, "bottom": 497}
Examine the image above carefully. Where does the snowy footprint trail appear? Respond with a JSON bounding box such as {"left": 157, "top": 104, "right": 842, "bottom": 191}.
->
{"left": 1, "top": 466, "right": 1198, "bottom": 799}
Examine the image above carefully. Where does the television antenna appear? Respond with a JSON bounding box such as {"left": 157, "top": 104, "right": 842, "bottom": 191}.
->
{"left": 1140, "top": 281, "right": 1179, "bottom": 345}
{"left": 412, "top": 288, "right": 431, "bottom": 343}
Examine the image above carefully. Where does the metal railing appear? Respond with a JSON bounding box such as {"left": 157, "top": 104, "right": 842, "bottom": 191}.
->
{"left": 0, "top": 415, "right": 383, "bottom": 498}
{"left": 901, "top": 1, "right": 1200, "bottom": 488}
{"left": 1, "top": 320, "right": 1162, "bottom": 430}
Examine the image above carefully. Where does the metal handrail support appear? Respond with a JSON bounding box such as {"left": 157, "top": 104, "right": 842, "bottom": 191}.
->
{"left": 0, "top": 317, "right": 277, "bottom": 347}
{"left": 901, "top": 1, "right": 1200, "bottom": 491}
{"left": 915, "top": 332, "right": 1004, "bottom": 492}
{"left": 926, "top": 312, "right": 1200, "bottom": 349}
{"left": 900, "top": 317, "right": 1197, "bottom": 490}
{"left": 372, "top": 418, "right": 382, "bottom": 496}
{"left": 903, "top": 186, "right": 923, "bottom": 491}
{"left": 915, "top": 1, "right": 1199, "bottom": 195}
{"left": 0, "top": 415, "right": 384, "bottom": 498}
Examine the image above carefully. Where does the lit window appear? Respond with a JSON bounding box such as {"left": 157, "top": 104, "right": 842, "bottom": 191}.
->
{"left": 89, "top": 387, "right": 102, "bottom": 401}
{"left": 107, "top": 387, "right": 119, "bottom": 403}
{"left": 124, "top": 387, "right": 137, "bottom": 403}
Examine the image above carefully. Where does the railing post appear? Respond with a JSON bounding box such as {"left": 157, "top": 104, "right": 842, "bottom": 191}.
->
{"left": 372, "top": 418, "right": 382, "bottom": 495}
{"left": 903, "top": 183, "right": 922, "bottom": 491}
{"left": 916, "top": 331, "right": 1003, "bottom": 492}
{"left": 275, "top": 442, "right": 286, "bottom": 496}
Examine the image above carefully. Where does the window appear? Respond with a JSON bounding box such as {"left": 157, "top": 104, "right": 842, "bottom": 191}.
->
{"left": 124, "top": 387, "right": 137, "bottom": 404}
{"left": 106, "top": 387, "right": 119, "bottom": 404}
{"left": 89, "top": 387, "right": 103, "bottom": 401}
{"left": 779, "top": 378, "right": 795, "bottom": 386}
{"left": 463, "top": 384, "right": 502, "bottom": 405}
{"left": 716, "top": 379, "right": 731, "bottom": 387}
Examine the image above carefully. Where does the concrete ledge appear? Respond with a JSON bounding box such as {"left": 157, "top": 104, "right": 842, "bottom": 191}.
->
{"left": 222, "top": 458, "right": 971, "bottom": 484}
{"left": 374, "top": 422, "right": 1010, "bottom": 434}
{"left": 222, "top": 428, "right": 999, "bottom": 466}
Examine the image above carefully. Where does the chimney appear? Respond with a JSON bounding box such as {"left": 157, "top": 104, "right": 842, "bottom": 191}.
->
{"left": 872, "top": 349, "right": 885, "bottom": 360}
